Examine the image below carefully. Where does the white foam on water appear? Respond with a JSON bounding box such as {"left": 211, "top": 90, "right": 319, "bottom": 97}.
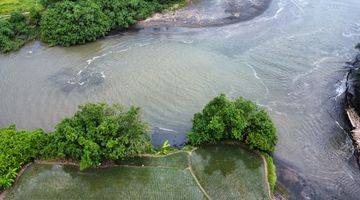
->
{"left": 158, "top": 127, "right": 177, "bottom": 133}
{"left": 334, "top": 75, "right": 347, "bottom": 99}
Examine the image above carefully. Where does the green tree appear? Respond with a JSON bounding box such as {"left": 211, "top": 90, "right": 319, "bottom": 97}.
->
{"left": 51, "top": 103, "right": 151, "bottom": 170}
{"left": 188, "top": 94, "right": 277, "bottom": 153}
{"left": 245, "top": 110, "right": 277, "bottom": 152}
{"left": 40, "top": 0, "right": 111, "bottom": 47}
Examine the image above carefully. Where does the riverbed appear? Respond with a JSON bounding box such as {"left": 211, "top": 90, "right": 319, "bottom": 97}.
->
{"left": 1, "top": 0, "right": 360, "bottom": 199}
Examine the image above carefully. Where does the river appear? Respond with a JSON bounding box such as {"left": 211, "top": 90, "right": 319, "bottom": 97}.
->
{"left": 1, "top": 0, "right": 360, "bottom": 199}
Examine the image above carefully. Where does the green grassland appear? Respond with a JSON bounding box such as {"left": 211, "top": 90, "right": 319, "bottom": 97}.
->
{"left": 0, "top": 0, "right": 41, "bottom": 15}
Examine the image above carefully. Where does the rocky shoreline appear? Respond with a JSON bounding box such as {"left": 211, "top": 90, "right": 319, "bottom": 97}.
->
{"left": 138, "top": 0, "right": 273, "bottom": 28}
{"left": 344, "top": 53, "right": 360, "bottom": 166}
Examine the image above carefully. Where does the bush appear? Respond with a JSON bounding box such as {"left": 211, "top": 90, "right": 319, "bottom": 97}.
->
{"left": 29, "top": 7, "right": 43, "bottom": 26}
{"left": 50, "top": 103, "right": 151, "bottom": 170}
{"left": 95, "top": 0, "right": 164, "bottom": 30}
{"left": 188, "top": 94, "right": 277, "bottom": 152}
{"left": 0, "top": 125, "right": 51, "bottom": 189}
{"left": 0, "top": 12, "right": 35, "bottom": 53}
{"left": 40, "top": 0, "right": 111, "bottom": 47}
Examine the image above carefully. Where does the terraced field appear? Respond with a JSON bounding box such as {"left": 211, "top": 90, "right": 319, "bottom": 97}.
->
{"left": 5, "top": 145, "right": 269, "bottom": 200}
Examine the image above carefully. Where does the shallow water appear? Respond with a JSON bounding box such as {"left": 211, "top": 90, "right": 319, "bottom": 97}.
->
{"left": 6, "top": 145, "right": 267, "bottom": 200}
{"left": 1, "top": 0, "right": 360, "bottom": 198}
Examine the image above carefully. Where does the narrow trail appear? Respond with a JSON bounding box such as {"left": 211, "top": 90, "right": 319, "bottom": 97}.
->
{"left": 187, "top": 150, "right": 211, "bottom": 200}
{"left": 261, "top": 155, "right": 273, "bottom": 200}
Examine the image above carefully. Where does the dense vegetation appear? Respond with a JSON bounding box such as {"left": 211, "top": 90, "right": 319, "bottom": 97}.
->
{"left": 188, "top": 94, "right": 278, "bottom": 152}
{"left": 40, "top": 1, "right": 111, "bottom": 46}
{"left": 187, "top": 94, "right": 278, "bottom": 190}
{"left": 0, "top": 96, "right": 278, "bottom": 191}
{"left": 0, "top": 0, "right": 185, "bottom": 52}
{"left": 0, "top": 125, "right": 50, "bottom": 189}
{"left": 50, "top": 103, "right": 151, "bottom": 170}
{"left": 0, "top": 10, "right": 40, "bottom": 53}
{"left": 0, "top": 103, "right": 151, "bottom": 189}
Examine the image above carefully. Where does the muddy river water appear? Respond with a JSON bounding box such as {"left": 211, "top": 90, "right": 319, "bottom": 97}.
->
{"left": 1, "top": 0, "right": 360, "bottom": 199}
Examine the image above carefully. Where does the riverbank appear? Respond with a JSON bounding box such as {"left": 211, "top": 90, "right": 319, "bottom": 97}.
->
{"left": 1, "top": 144, "right": 272, "bottom": 200}
{"left": 0, "top": 0, "right": 190, "bottom": 53}
{"left": 344, "top": 53, "right": 360, "bottom": 166}
{"left": 138, "top": 0, "right": 272, "bottom": 28}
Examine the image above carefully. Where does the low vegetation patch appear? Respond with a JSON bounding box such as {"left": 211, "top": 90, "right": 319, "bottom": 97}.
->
{"left": 0, "top": 0, "right": 42, "bottom": 15}
{"left": 263, "top": 153, "right": 277, "bottom": 191}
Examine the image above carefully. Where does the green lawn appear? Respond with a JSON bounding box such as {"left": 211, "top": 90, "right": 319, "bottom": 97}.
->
{"left": 5, "top": 145, "right": 270, "bottom": 200}
{"left": 0, "top": 0, "right": 41, "bottom": 15}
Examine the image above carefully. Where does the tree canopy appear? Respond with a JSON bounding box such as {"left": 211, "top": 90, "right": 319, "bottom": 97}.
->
{"left": 188, "top": 94, "right": 277, "bottom": 152}
{"left": 50, "top": 103, "right": 151, "bottom": 170}
{"left": 40, "top": 0, "right": 111, "bottom": 47}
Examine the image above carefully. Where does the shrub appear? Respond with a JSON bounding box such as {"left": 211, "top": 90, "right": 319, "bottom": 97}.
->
{"left": 188, "top": 94, "right": 277, "bottom": 152}
{"left": 50, "top": 103, "right": 151, "bottom": 170}
{"left": 95, "top": 0, "right": 163, "bottom": 30}
{"left": 0, "top": 12, "right": 35, "bottom": 53}
{"left": 40, "top": 0, "right": 111, "bottom": 47}
{"left": 356, "top": 43, "right": 360, "bottom": 50}
{"left": 29, "top": 7, "right": 43, "bottom": 26}
{"left": 263, "top": 153, "right": 277, "bottom": 191}
{"left": 0, "top": 125, "right": 51, "bottom": 189}
{"left": 0, "top": 19, "right": 17, "bottom": 53}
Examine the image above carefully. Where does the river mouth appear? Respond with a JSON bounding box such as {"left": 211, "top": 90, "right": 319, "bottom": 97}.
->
{"left": 138, "top": 0, "right": 273, "bottom": 28}
{"left": 1, "top": 0, "right": 360, "bottom": 199}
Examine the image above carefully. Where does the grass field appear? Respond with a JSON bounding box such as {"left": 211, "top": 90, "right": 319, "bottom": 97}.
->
{"left": 5, "top": 145, "right": 270, "bottom": 200}
{"left": 0, "top": 0, "right": 41, "bottom": 15}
